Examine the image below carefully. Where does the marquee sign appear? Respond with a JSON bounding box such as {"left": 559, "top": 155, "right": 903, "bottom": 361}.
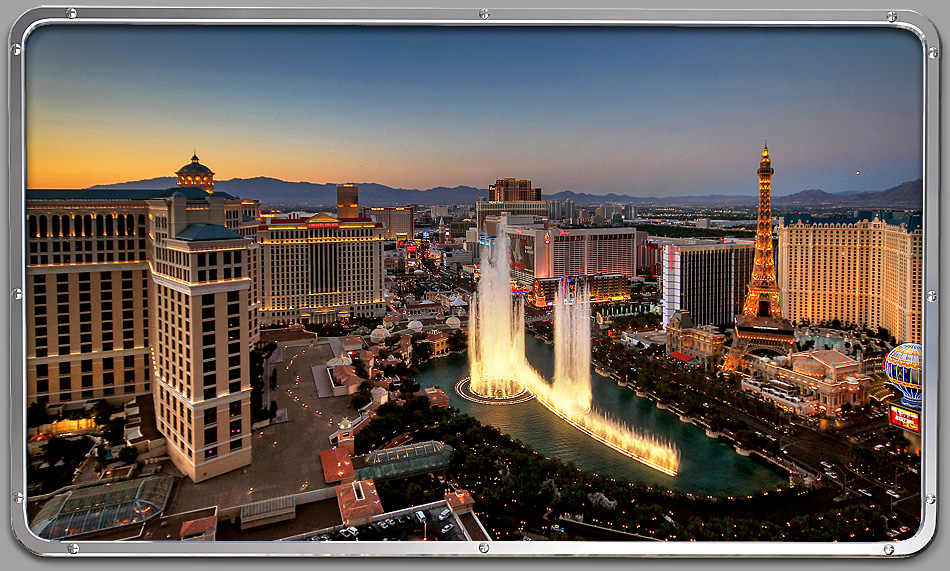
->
{"left": 890, "top": 404, "right": 920, "bottom": 433}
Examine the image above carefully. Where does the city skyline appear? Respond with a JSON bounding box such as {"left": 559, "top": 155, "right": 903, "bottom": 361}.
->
{"left": 26, "top": 26, "right": 922, "bottom": 196}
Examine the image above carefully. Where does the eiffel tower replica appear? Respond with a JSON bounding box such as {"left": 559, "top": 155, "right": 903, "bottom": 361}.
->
{"left": 721, "top": 141, "right": 795, "bottom": 372}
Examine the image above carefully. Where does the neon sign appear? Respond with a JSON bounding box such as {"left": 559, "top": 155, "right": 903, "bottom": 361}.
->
{"left": 890, "top": 404, "right": 920, "bottom": 433}
{"left": 308, "top": 222, "right": 339, "bottom": 228}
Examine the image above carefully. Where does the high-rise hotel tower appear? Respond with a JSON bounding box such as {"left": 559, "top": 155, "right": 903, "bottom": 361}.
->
{"left": 26, "top": 155, "right": 261, "bottom": 482}
{"left": 778, "top": 211, "right": 922, "bottom": 344}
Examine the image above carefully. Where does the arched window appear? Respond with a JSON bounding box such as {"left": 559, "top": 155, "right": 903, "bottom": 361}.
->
{"left": 138, "top": 214, "right": 146, "bottom": 237}
{"left": 105, "top": 215, "right": 114, "bottom": 236}
{"left": 117, "top": 214, "right": 125, "bottom": 236}
{"left": 62, "top": 215, "right": 70, "bottom": 237}
{"left": 95, "top": 215, "right": 104, "bottom": 236}
{"left": 127, "top": 214, "right": 135, "bottom": 235}
{"left": 28, "top": 215, "right": 37, "bottom": 238}
{"left": 51, "top": 215, "right": 59, "bottom": 237}
{"left": 39, "top": 215, "right": 47, "bottom": 238}
{"left": 74, "top": 215, "right": 83, "bottom": 236}
{"left": 84, "top": 215, "right": 92, "bottom": 236}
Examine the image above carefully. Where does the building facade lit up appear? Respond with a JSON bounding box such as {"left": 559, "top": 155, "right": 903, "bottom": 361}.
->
{"left": 778, "top": 211, "right": 922, "bottom": 344}
{"left": 475, "top": 178, "right": 549, "bottom": 229}
{"left": 25, "top": 155, "right": 262, "bottom": 483}
{"left": 259, "top": 213, "right": 386, "bottom": 325}
{"left": 661, "top": 239, "right": 754, "bottom": 327}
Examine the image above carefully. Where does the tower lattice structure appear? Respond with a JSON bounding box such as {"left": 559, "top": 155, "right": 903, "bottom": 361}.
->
{"left": 722, "top": 141, "right": 795, "bottom": 372}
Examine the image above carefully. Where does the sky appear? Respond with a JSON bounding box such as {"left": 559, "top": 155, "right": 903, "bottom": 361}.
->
{"left": 24, "top": 25, "right": 923, "bottom": 196}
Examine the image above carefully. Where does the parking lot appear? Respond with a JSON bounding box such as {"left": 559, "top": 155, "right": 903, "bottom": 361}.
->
{"left": 298, "top": 505, "right": 467, "bottom": 542}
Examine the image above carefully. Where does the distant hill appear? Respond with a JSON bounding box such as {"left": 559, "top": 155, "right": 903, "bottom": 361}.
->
{"left": 773, "top": 179, "right": 922, "bottom": 207}
{"left": 91, "top": 177, "right": 487, "bottom": 206}
{"left": 88, "top": 177, "right": 922, "bottom": 208}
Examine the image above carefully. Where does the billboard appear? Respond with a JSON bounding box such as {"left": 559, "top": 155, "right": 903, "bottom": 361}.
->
{"left": 889, "top": 404, "right": 921, "bottom": 434}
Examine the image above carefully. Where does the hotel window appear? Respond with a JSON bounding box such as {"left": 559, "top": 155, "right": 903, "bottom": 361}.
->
{"left": 204, "top": 426, "right": 217, "bottom": 446}
{"left": 204, "top": 407, "right": 216, "bottom": 426}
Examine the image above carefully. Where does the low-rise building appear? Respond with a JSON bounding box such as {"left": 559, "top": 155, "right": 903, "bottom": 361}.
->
{"left": 665, "top": 310, "right": 726, "bottom": 371}
{"left": 744, "top": 349, "right": 872, "bottom": 416}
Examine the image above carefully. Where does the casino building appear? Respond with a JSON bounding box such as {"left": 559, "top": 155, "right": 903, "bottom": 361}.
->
{"left": 259, "top": 187, "right": 386, "bottom": 325}
{"left": 25, "top": 155, "right": 261, "bottom": 482}
{"left": 778, "top": 211, "right": 922, "bottom": 344}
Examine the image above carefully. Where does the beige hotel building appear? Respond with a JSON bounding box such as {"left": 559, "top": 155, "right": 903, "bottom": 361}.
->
{"left": 259, "top": 188, "right": 386, "bottom": 325}
{"left": 778, "top": 211, "right": 922, "bottom": 344}
{"left": 26, "top": 155, "right": 262, "bottom": 482}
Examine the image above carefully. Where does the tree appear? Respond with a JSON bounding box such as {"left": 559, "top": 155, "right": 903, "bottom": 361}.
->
{"left": 42, "top": 436, "right": 70, "bottom": 463}
{"left": 27, "top": 402, "right": 48, "bottom": 428}
{"left": 102, "top": 418, "right": 128, "bottom": 446}
{"left": 118, "top": 446, "right": 138, "bottom": 465}
{"left": 351, "top": 389, "right": 372, "bottom": 411}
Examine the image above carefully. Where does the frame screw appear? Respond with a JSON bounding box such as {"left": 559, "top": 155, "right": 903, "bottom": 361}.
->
{"left": 926, "top": 493, "right": 936, "bottom": 504}
{"left": 884, "top": 544, "right": 895, "bottom": 555}
{"left": 479, "top": 9, "right": 490, "bottom": 20}
{"left": 927, "top": 290, "right": 937, "bottom": 302}
{"left": 11, "top": 43, "right": 21, "bottom": 56}
{"left": 928, "top": 47, "right": 939, "bottom": 59}
{"left": 67, "top": 543, "right": 80, "bottom": 555}
{"left": 886, "top": 12, "right": 898, "bottom": 23}
{"left": 13, "top": 492, "right": 24, "bottom": 503}
{"left": 66, "top": 8, "right": 77, "bottom": 19}
{"left": 478, "top": 542, "right": 490, "bottom": 553}
{"left": 11, "top": 288, "right": 22, "bottom": 300}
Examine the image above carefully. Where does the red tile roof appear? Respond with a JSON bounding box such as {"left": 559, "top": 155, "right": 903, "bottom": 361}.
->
{"left": 321, "top": 448, "right": 355, "bottom": 484}
{"left": 179, "top": 515, "right": 217, "bottom": 539}
{"left": 445, "top": 489, "right": 475, "bottom": 510}
{"left": 336, "top": 480, "right": 384, "bottom": 522}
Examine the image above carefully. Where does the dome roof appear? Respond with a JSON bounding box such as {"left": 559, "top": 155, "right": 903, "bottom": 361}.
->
{"left": 370, "top": 325, "right": 389, "bottom": 343}
{"left": 407, "top": 320, "right": 423, "bottom": 333}
{"left": 791, "top": 355, "right": 825, "bottom": 377}
{"left": 327, "top": 353, "right": 352, "bottom": 367}
{"left": 446, "top": 316, "right": 461, "bottom": 329}
{"left": 176, "top": 154, "right": 214, "bottom": 175}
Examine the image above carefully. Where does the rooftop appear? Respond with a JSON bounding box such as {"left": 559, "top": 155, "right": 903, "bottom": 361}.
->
{"left": 175, "top": 223, "right": 245, "bottom": 242}
{"left": 31, "top": 476, "right": 174, "bottom": 540}
{"left": 353, "top": 441, "right": 453, "bottom": 482}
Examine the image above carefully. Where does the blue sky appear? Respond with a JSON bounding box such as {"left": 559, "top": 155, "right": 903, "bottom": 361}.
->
{"left": 26, "top": 25, "right": 923, "bottom": 196}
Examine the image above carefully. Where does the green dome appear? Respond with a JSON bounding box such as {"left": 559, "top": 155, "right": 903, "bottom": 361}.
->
{"left": 176, "top": 154, "right": 214, "bottom": 175}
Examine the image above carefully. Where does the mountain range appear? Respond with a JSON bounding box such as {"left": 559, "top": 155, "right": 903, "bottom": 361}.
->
{"left": 88, "top": 177, "right": 922, "bottom": 208}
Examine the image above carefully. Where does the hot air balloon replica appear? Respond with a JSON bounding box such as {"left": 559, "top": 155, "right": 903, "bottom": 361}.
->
{"left": 883, "top": 343, "right": 922, "bottom": 452}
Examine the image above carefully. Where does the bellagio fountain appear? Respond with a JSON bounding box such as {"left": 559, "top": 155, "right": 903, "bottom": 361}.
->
{"left": 456, "top": 229, "right": 680, "bottom": 476}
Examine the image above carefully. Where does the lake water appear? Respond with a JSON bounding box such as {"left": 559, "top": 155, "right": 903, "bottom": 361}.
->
{"left": 415, "top": 334, "right": 787, "bottom": 495}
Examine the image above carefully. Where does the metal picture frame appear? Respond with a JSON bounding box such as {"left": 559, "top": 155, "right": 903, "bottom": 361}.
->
{"left": 7, "top": 6, "right": 940, "bottom": 557}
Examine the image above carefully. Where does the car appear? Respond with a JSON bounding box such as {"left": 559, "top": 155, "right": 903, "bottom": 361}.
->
{"left": 899, "top": 526, "right": 910, "bottom": 533}
{"left": 886, "top": 490, "right": 900, "bottom": 499}
{"left": 522, "top": 536, "right": 532, "bottom": 541}
{"left": 339, "top": 528, "right": 355, "bottom": 538}
{"left": 378, "top": 521, "right": 389, "bottom": 530}
{"left": 886, "top": 530, "right": 900, "bottom": 539}
{"left": 874, "top": 444, "right": 885, "bottom": 451}
{"left": 820, "top": 461, "right": 833, "bottom": 469}
{"left": 438, "top": 509, "right": 452, "bottom": 521}
{"left": 385, "top": 518, "right": 396, "bottom": 527}
{"left": 857, "top": 489, "right": 872, "bottom": 497}
{"left": 441, "top": 524, "right": 454, "bottom": 535}
{"left": 551, "top": 525, "right": 564, "bottom": 532}
{"left": 414, "top": 511, "right": 426, "bottom": 524}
